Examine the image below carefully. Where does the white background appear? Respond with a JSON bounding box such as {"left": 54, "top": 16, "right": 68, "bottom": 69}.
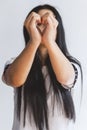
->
{"left": 0, "top": 0, "right": 87, "bottom": 130}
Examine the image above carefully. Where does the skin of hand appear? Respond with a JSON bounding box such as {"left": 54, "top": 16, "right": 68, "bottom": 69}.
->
{"left": 41, "top": 13, "right": 58, "bottom": 47}
{"left": 24, "top": 12, "right": 58, "bottom": 48}
{"left": 24, "top": 12, "right": 42, "bottom": 46}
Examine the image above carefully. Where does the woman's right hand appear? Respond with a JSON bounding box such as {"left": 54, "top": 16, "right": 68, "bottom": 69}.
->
{"left": 24, "top": 12, "right": 41, "bottom": 45}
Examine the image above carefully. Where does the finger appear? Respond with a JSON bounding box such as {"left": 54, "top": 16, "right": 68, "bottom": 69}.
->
{"left": 24, "top": 12, "right": 34, "bottom": 26}
{"left": 24, "top": 12, "right": 41, "bottom": 27}
{"left": 45, "top": 14, "right": 58, "bottom": 28}
{"left": 41, "top": 13, "right": 49, "bottom": 24}
{"left": 24, "top": 12, "right": 38, "bottom": 24}
{"left": 42, "top": 15, "right": 53, "bottom": 29}
{"left": 42, "top": 13, "right": 58, "bottom": 28}
{"left": 49, "top": 15, "right": 59, "bottom": 28}
{"left": 29, "top": 15, "right": 41, "bottom": 28}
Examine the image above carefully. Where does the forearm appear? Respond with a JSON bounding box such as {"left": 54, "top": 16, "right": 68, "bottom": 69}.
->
{"left": 47, "top": 41, "right": 75, "bottom": 87}
{"left": 3, "top": 41, "right": 39, "bottom": 87}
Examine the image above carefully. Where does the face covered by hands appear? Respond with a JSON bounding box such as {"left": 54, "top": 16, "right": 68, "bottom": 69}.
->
{"left": 24, "top": 9, "right": 59, "bottom": 47}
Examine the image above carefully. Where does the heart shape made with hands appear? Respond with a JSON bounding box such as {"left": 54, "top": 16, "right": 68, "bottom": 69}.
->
{"left": 36, "top": 19, "right": 47, "bottom": 35}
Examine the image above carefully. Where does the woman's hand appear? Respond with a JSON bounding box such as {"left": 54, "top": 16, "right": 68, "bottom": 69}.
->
{"left": 24, "top": 12, "right": 41, "bottom": 46}
{"left": 41, "top": 13, "right": 58, "bottom": 47}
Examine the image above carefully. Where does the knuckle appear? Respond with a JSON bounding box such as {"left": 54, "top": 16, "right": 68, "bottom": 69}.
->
{"left": 31, "top": 12, "right": 36, "bottom": 16}
{"left": 31, "top": 12, "right": 39, "bottom": 18}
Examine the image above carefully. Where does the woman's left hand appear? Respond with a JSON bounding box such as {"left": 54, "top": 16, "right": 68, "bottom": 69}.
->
{"left": 41, "top": 13, "right": 58, "bottom": 47}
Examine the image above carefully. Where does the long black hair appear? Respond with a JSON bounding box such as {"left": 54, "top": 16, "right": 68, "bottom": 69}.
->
{"left": 16, "top": 4, "right": 83, "bottom": 130}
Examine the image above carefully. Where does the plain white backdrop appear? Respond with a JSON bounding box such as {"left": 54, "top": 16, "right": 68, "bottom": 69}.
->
{"left": 0, "top": 0, "right": 87, "bottom": 130}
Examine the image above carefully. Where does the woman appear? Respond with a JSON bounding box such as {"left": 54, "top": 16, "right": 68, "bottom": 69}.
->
{"left": 2, "top": 4, "right": 82, "bottom": 130}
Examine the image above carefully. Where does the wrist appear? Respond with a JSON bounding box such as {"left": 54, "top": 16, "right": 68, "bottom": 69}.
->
{"left": 27, "top": 40, "right": 40, "bottom": 51}
{"left": 30, "top": 39, "right": 40, "bottom": 47}
{"left": 46, "top": 41, "right": 59, "bottom": 54}
{"left": 45, "top": 41, "right": 56, "bottom": 48}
